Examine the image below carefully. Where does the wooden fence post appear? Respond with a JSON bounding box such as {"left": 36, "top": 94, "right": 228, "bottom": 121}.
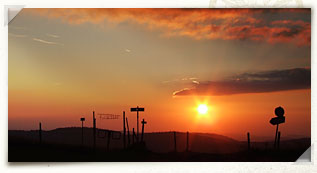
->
{"left": 93, "top": 111, "right": 96, "bottom": 151}
{"left": 186, "top": 131, "right": 189, "bottom": 152}
{"left": 123, "top": 111, "right": 126, "bottom": 149}
{"left": 277, "top": 131, "right": 281, "bottom": 150}
{"left": 132, "top": 128, "right": 135, "bottom": 144}
{"left": 107, "top": 131, "right": 111, "bottom": 151}
{"left": 39, "top": 122, "right": 42, "bottom": 144}
{"left": 247, "top": 132, "right": 250, "bottom": 150}
{"left": 174, "top": 131, "right": 177, "bottom": 152}
{"left": 126, "top": 117, "right": 130, "bottom": 146}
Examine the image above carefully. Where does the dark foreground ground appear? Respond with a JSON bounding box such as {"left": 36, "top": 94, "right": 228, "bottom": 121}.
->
{"left": 9, "top": 137, "right": 309, "bottom": 162}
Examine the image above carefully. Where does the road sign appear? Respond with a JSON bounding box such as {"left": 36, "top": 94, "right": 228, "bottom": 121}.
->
{"left": 275, "top": 106, "right": 284, "bottom": 117}
{"left": 131, "top": 107, "right": 144, "bottom": 112}
{"left": 130, "top": 106, "right": 145, "bottom": 143}
{"left": 80, "top": 118, "right": 85, "bottom": 121}
{"left": 270, "top": 116, "right": 285, "bottom": 125}
{"left": 98, "top": 114, "right": 120, "bottom": 120}
{"left": 270, "top": 106, "right": 286, "bottom": 149}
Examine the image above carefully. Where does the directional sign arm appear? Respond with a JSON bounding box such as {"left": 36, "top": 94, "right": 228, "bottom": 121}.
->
{"left": 270, "top": 116, "right": 285, "bottom": 125}
{"left": 131, "top": 107, "right": 145, "bottom": 112}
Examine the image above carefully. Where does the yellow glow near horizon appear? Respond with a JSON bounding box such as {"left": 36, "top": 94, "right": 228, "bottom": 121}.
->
{"left": 197, "top": 104, "right": 208, "bottom": 114}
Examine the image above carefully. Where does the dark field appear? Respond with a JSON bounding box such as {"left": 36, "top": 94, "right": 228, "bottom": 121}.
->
{"left": 8, "top": 128, "right": 310, "bottom": 162}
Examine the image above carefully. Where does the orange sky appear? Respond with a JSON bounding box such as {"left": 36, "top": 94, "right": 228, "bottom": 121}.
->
{"left": 8, "top": 9, "right": 311, "bottom": 140}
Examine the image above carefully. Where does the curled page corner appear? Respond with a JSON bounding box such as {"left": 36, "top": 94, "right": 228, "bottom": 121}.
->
{"left": 4, "top": 5, "right": 24, "bottom": 26}
{"left": 296, "top": 145, "right": 312, "bottom": 162}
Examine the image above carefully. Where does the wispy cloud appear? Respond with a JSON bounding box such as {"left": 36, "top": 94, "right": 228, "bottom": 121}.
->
{"left": 33, "top": 38, "right": 64, "bottom": 46}
{"left": 162, "top": 77, "right": 198, "bottom": 84}
{"left": 9, "top": 33, "right": 27, "bottom": 38}
{"left": 46, "top": 33, "right": 60, "bottom": 38}
{"left": 173, "top": 68, "right": 311, "bottom": 96}
{"left": 125, "top": 49, "right": 131, "bottom": 53}
{"left": 173, "top": 88, "right": 191, "bottom": 96}
{"left": 192, "top": 80, "right": 200, "bottom": 84}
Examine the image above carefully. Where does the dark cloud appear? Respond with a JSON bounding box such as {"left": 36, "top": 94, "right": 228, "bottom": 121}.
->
{"left": 173, "top": 68, "right": 311, "bottom": 96}
{"left": 274, "top": 28, "right": 301, "bottom": 37}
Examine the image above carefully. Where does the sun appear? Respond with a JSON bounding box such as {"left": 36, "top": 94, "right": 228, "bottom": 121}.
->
{"left": 197, "top": 104, "right": 208, "bottom": 114}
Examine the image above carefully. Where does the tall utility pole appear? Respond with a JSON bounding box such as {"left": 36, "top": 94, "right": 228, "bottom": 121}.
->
{"left": 123, "top": 111, "right": 126, "bottom": 149}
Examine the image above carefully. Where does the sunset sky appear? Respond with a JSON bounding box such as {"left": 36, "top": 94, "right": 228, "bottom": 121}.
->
{"left": 8, "top": 8, "right": 311, "bottom": 140}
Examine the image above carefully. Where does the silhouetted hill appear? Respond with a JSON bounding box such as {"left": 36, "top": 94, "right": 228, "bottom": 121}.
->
{"left": 8, "top": 127, "right": 310, "bottom": 161}
{"left": 144, "top": 131, "right": 243, "bottom": 153}
{"left": 8, "top": 127, "right": 310, "bottom": 154}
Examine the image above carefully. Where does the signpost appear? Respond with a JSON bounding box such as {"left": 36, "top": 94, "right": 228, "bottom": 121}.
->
{"left": 270, "top": 106, "right": 286, "bottom": 149}
{"left": 131, "top": 106, "right": 144, "bottom": 142}
{"left": 130, "top": 107, "right": 144, "bottom": 112}
{"left": 141, "top": 119, "right": 147, "bottom": 142}
{"left": 269, "top": 116, "right": 285, "bottom": 125}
